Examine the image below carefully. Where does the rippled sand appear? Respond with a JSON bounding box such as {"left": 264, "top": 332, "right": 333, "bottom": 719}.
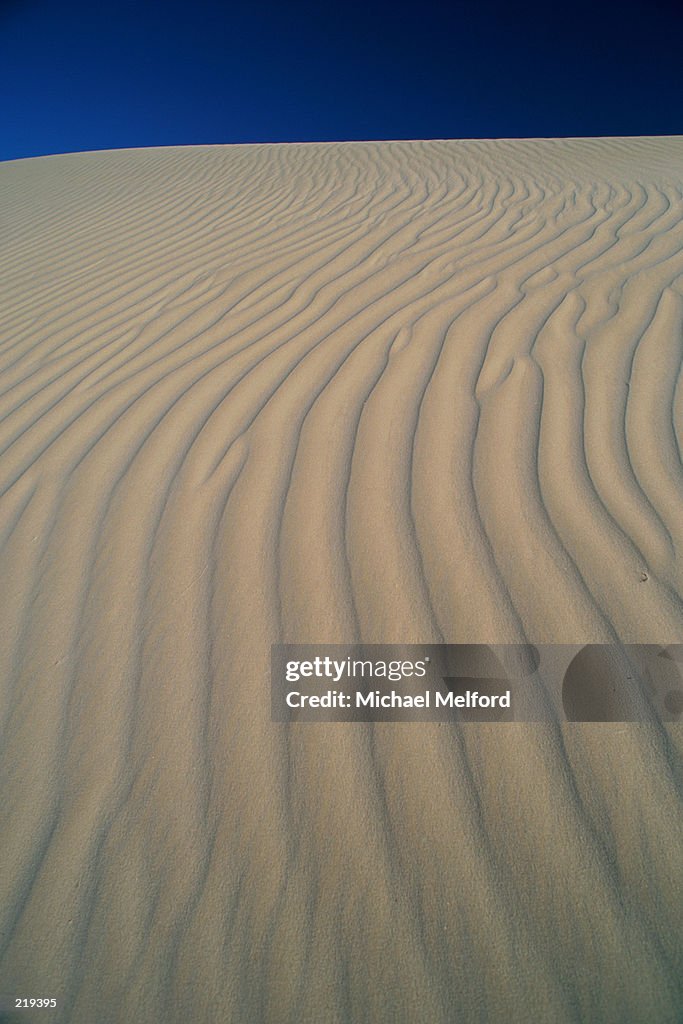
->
{"left": 1, "top": 138, "right": 682, "bottom": 1023}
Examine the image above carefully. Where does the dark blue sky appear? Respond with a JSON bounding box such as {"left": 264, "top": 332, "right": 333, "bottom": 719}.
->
{"left": 1, "top": 0, "right": 682, "bottom": 162}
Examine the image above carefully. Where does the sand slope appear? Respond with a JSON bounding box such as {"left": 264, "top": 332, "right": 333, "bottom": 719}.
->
{"left": 0, "top": 138, "right": 682, "bottom": 1023}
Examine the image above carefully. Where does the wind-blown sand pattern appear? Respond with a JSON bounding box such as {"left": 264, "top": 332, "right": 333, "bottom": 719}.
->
{"left": 1, "top": 138, "right": 682, "bottom": 1023}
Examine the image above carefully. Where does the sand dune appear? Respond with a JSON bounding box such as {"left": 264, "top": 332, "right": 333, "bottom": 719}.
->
{"left": 1, "top": 138, "right": 682, "bottom": 1023}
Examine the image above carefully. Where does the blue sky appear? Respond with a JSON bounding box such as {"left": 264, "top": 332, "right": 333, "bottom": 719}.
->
{"left": 1, "top": 0, "right": 681, "bottom": 162}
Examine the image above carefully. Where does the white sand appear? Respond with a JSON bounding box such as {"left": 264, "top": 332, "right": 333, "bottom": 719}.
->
{"left": 0, "top": 138, "right": 682, "bottom": 1023}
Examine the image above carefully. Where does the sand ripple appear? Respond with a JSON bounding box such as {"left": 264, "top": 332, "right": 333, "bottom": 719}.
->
{"left": 1, "top": 139, "right": 682, "bottom": 1023}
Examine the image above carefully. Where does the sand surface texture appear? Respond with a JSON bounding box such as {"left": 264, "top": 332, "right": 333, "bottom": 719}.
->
{"left": 1, "top": 139, "right": 682, "bottom": 1023}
